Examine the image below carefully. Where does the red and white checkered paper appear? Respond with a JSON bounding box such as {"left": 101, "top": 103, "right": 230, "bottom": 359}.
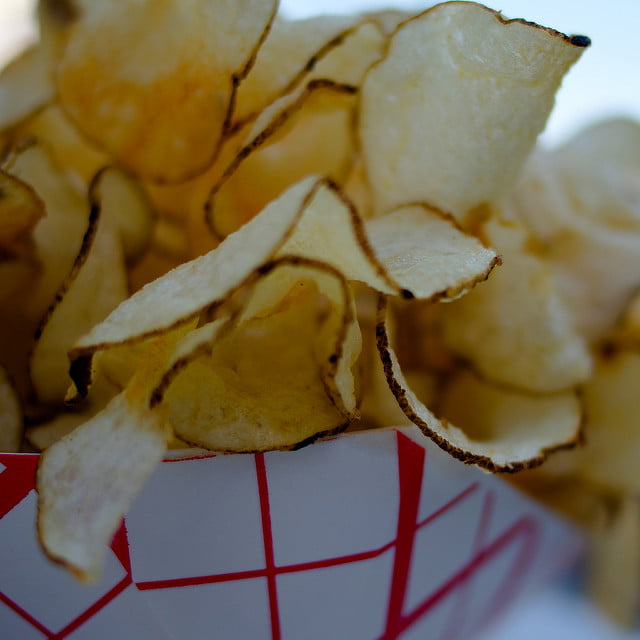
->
{"left": 0, "top": 426, "right": 581, "bottom": 639}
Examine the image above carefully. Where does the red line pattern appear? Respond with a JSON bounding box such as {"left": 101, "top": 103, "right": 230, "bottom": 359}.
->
{"left": 0, "top": 432, "right": 548, "bottom": 639}
{"left": 0, "top": 453, "right": 39, "bottom": 518}
{"left": 256, "top": 453, "right": 281, "bottom": 640}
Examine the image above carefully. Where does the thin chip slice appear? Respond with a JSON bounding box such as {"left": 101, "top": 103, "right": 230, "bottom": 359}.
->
{"left": 3, "top": 141, "right": 89, "bottom": 320}
{"left": 36, "top": 332, "right": 181, "bottom": 581}
{"left": 208, "top": 82, "right": 358, "bottom": 238}
{"left": 440, "top": 218, "right": 592, "bottom": 393}
{"left": 14, "top": 104, "right": 109, "bottom": 190}
{"left": 30, "top": 168, "right": 129, "bottom": 405}
{"left": 376, "top": 297, "right": 581, "bottom": 472}
{"left": 0, "top": 44, "right": 53, "bottom": 132}
{"left": 37, "top": 391, "right": 166, "bottom": 581}
{"left": 0, "top": 365, "right": 22, "bottom": 452}
{"left": 359, "top": 2, "right": 588, "bottom": 220}
{"left": 69, "top": 177, "right": 497, "bottom": 396}
{"left": 56, "top": 0, "right": 278, "bottom": 181}
{"left": 438, "top": 368, "right": 582, "bottom": 459}
{"left": 156, "top": 258, "right": 359, "bottom": 451}
{"left": 231, "top": 13, "right": 359, "bottom": 127}
{"left": 26, "top": 372, "right": 120, "bottom": 450}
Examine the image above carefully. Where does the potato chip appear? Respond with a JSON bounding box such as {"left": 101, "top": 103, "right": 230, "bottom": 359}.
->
{"left": 375, "top": 297, "right": 582, "bottom": 471}
{"left": 158, "top": 259, "right": 359, "bottom": 451}
{"left": 37, "top": 391, "right": 166, "bottom": 581}
{"left": 56, "top": 0, "right": 278, "bottom": 181}
{"left": 37, "top": 332, "right": 179, "bottom": 581}
{"left": 575, "top": 349, "right": 640, "bottom": 494}
{"left": 359, "top": 2, "right": 588, "bottom": 220}
{"left": 231, "top": 14, "right": 359, "bottom": 127}
{"left": 69, "top": 176, "right": 497, "bottom": 396}
{"left": 0, "top": 44, "right": 53, "bottom": 132}
{"left": 13, "top": 104, "right": 109, "bottom": 190}
{"left": 30, "top": 168, "right": 129, "bottom": 405}
{"left": 440, "top": 218, "right": 592, "bottom": 393}
{"left": 26, "top": 373, "right": 120, "bottom": 451}
{"left": 588, "top": 496, "right": 640, "bottom": 627}
{"left": 208, "top": 82, "right": 357, "bottom": 238}
{"left": 3, "top": 141, "right": 89, "bottom": 319}
{"left": 498, "top": 119, "right": 640, "bottom": 341}
{"left": 0, "top": 167, "right": 44, "bottom": 257}
{"left": 438, "top": 369, "right": 582, "bottom": 459}
{"left": 0, "top": 364, "right": 22, "bottom": 452}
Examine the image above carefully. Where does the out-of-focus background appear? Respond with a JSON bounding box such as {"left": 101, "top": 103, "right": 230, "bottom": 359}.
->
{"left": 1, "top": 1, "right": 639, "bottom": 638}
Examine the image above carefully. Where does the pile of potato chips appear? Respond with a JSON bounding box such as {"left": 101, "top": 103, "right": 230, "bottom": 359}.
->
{"left": 0, "top": 0, "right": 638, "bottom": 624}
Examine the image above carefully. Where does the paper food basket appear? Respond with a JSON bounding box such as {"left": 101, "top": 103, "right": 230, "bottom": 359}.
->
{"left": 0, "top": 425, "right": 581, "bottom": 639}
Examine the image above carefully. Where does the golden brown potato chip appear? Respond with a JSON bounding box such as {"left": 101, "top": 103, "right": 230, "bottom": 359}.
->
{"left": 56, "top": 0, "right": 278, "bottom": 181}
{"left": 231, "top": 13, "right": 359, "bottom": 127}
{"left": 440, "top": 218, "right": 592, "bottom": 393}
{"left": 37, "top": 331, "right": 181, "bottom": 581}
{"left": 359, "top": 2, "right": 588, "bottom": 220}
{"left": 70, "top": 176, "right": 497, "bottom": 397}
{"left": 158, "top": 259, "right": 359, "bottom": 451}
{"left": 3, "top": 141, "right": 89, "bottom": 319}
{"left": 438, "top": 368, "right": 582, "bottom": 460}
{"left": 576, "top": 349, "right": 640, "bottom": 494}
{"left": 0, "top": 166, "right": 44, "bottom": 258}
{"left": 498, "top": 120, "right": 640, "bottom": 341}
{"left": 0, "top": 44, "right": 53, "bottom": 132}
{"left": 208, "top": 82, "right": 357, "bottom": 238}
{"left": 30, "top": 168, "right": 129, "bottom": 405}
{"left": 376, "top": 296, "right": 582, "bottom": 472}
{"left": 14, "top": 104, "right": 109, "bottom": 189}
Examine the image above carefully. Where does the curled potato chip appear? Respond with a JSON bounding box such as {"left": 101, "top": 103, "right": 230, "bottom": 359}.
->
{"left": 70, "top": 176, "right": 497, "bottom": 396}
{"left": 0, "top": 364, "right": 22, "bottom": 452}
{"left": 231, "top": 14, "right": 359, "bottom": 127}
{"left": 376, "top": 297, "right": 582, "bottom": 472}
{"left": 359, "top": 2, "right": 588, "bottom": 220}
{"left": 37, "top": 331, "right": 181, "bottom": 581}
{"left": 3, "top": 141, "right": 89, "bottom": 319}
{"left": 56, "top": 0, "right": 278, "bottom": 181}
{"left": 440, "top": 218, "right": 592, "bottom": 393}
{"left": 208, "top": 81, "right": 358, "bottom": 238}
{"left": 438, "top": 368, "right": 582, "bottom": 459}
{"left": 30, "top": 167, "right": 129, "bottom": 405}
{"left": 26, "top": 372, "right": 120, "bottom": 451}
{"left": 156, "top": 258, "right": 359, "bottom": 451}
{"left": 37, "top": 390, "right": 166, "bottom": 581}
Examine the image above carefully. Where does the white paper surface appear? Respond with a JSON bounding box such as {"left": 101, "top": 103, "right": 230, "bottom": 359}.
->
{"left": 0, "top": 427, "right": 581, "bottom": 639}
